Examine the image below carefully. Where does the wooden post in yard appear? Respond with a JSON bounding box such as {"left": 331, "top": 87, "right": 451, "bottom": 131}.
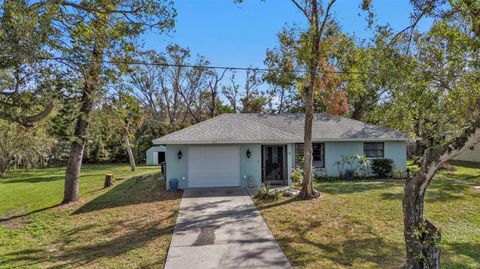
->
{"left": 104, "top": 174, "right": 113, "bottom": 188}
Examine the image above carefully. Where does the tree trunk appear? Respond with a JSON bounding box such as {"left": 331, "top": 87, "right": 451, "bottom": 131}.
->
{"left": 63, "top": 142, "right": 84, "bottom": 203}
{"left": 300, "top": 93, "right": 315, "bottom": 199}
{"left": 63, "top": 83, "right": 94, "bottom": 203}
{"left": 402, "top": 120, "right": 480, "bottom": 268}
{"left": 299, "top": 0, "right": 320, "bottom": 199}
{"left": 278, "top": 87, "right": 285, "bottom": 113}
{"left": 63, "top": 39, "right": 104, "bottom": 204}
{"left": 124, "top": 128, "right": 136, "bottom": 172}
{"left": 403, "top": 171, "right": 441, "bottom": 269}
{"left": 0, "top": 156, "right": 8, "bottom": 177}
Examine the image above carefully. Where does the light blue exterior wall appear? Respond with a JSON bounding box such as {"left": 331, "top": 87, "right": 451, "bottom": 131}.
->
{"left": 165, "top": 145, "right": 189, "bottom": 189}
{"left": 324, "top": 141, "right": 363, "bottom": 176}
{"left": 239, "top": 144, "right": 261, "bottom": 188}
{"left": 384, "top": 141, "right": 407, "bottom": 170}
{"left": 321, "top": 141, "right": 406, "bottom": 176}
{"left": 165, "top": 140, "right": 406, "bottom": 189}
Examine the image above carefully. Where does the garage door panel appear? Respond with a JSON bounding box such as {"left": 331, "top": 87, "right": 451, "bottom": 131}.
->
{"left": 188, "top": 146, "right": 240, "bottom": 187}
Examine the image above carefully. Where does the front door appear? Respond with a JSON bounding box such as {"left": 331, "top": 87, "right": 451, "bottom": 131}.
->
{"left": 262, "top": 145, "right": 287, "bottom": 185}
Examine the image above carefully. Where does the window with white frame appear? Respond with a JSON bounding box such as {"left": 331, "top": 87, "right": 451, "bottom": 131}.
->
{"left": 364, "top": 142, "right": 384, "bottom": 158}
{"left": 295, "top": 143, "right": 325, "bottom": 168}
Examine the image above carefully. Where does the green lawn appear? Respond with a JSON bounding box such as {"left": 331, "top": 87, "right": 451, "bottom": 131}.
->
{"left": 256, "top": 163, "right": 480, "bottom": 269}
{"left": 0, "top": 164, "right": 182, "bottom": 268}
{"left": 2, "top": 163, "right": 479, "bottom": 268}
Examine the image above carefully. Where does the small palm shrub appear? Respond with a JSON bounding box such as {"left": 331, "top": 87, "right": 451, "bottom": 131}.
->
{"left": 255, "top": 183, "right": 282, "bottom": 200}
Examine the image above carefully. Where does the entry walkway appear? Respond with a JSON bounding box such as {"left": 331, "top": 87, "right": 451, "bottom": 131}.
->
{"left": 164, "top": 187, "right": 291, "bottom": 269}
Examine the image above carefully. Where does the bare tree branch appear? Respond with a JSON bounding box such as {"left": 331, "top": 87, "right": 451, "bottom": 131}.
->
{"left": 290, "top": 0, "right": 312, "bottom": 23}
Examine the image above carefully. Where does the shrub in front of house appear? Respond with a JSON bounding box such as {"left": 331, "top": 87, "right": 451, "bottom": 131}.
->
{"left": 255, "top": 183, "right": 282, "bottom": 200}
{"left": 334, "top": 154, "right": 371, "bottom": 179}
{"left": 290, "top": 167, "right": 303, "bottom": 185}
{"left": 371, "top": 158, "right": 394, "bottom": 178}
{"left": 392, "top": 168, "right": 406, "bottom": 179}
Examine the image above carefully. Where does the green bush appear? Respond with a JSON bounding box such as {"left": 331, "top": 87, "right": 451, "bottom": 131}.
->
{"left": 392, "top": 168, "right": 406, "bottom": 179}
{"left": 290, "top": 167, "right": 303, "bottom": 185}
{"left": 254, "top": 183, "right": 282, "bottom": 200}
{"left": 371, "top": 159, "right": 394, "bottom": 178}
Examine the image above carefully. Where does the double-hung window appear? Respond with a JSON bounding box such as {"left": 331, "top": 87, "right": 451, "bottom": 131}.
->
{"left": 295, "top": 143, "right": 325, "bottom": 168}
{"left": 363, "top": 142, "right": 384, "bottom": 158}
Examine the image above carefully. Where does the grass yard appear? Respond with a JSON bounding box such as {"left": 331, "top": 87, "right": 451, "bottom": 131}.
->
{"left": 0, "top": 164, "right": 182, "bottom": 268}
{"left": 255, "top": 163, "right": 480, "bottom": 269}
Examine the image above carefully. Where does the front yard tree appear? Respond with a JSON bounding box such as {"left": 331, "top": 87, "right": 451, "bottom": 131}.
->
{"left": 403, "top": 2, "right": 480, "bottom": 268}
{"left": 372, "top": 9, "right": 480, "bottom": 269}
{"left": 54, "top": 0, "right": 175, "bottom": 203}
{"left": 277, "top": 0, "right": 372, "bottom": 199}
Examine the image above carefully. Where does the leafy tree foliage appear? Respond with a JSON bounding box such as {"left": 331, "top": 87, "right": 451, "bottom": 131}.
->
{"left": 362, "top": 2, "right": 480, "bottom": 267}
{"left": 45, "top": 0, "right": 176, "bottom": 203}
{"left": 0, "top": 120, "right": 54, "bottom": 176}
{"left": 259, "top": 0, "right": 372, "bottom": 199}
{"left": 0, "top": 0, "right": 60, "bottom": 126}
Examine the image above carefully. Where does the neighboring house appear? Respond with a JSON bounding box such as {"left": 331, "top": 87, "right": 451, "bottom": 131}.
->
{"left": 153, "top": 113, "right": 407, "bottom": 189}
{"left": 146, "top": 146, "right": 166, "bottom": 165}
{"left": 453, "top": 143, "right": 480, "bottom": 163}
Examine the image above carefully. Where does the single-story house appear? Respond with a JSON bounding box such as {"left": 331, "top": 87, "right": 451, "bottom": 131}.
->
{"left": 153, "top": 113, "right": 407, "bottom": 189}
{"left": 453, "top": 143, "right": 480, "bottom": 163}
{"left": 146, "top": 146, "right": 166, "bottom": 165}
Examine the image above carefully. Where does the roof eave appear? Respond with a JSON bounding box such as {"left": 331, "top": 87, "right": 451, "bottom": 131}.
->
{"left": 152, "top": 137, "right": 408, "bottom": 145}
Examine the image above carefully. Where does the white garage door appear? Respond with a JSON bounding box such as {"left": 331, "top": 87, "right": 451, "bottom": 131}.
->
{"left": 188, "top": 146, "right": 241, "bottom": 187}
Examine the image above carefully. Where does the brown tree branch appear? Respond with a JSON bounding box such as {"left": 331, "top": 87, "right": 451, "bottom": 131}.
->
{"left": 418, "top": 115, "right": 480, "bottom": 193}
{"left": 0, "top": 100, "right": 54, "bottom": 127}
{"left": 290, "top": 0, "right": 312, "bottom": 24}
{"left": 318, "top": 0, "right": 336, "bottom": 41}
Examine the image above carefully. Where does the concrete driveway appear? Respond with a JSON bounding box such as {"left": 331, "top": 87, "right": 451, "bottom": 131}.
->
{"left": 164, "top": 187, "right": 291, "bottom": 269}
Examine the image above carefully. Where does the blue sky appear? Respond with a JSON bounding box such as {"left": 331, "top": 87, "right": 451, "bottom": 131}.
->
{"left": 144, "top": 0, "right": 428, "bottom": 69}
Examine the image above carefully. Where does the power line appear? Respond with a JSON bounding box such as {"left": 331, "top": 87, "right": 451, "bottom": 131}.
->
{"left": 38, "top": 56, "right": 376, "bottom": 75}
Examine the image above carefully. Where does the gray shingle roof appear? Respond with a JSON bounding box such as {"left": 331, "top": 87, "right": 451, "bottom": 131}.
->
{"left": 153, "top": 113, "right": 406, "bottom": 144}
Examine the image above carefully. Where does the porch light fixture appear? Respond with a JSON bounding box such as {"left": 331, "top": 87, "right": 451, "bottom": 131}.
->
{"left": 246, "top": 149, "right": 251, "bottom": 158}
{"left": 177, "top": 150, "right": 183, "bottom": 159}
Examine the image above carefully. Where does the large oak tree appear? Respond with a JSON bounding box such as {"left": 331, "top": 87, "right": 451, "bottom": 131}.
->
{"left": 48, "top": 0, "right": 176, "bottom": 203}
{"left": 369, "top": 1, "right": 480, "bottom": 267}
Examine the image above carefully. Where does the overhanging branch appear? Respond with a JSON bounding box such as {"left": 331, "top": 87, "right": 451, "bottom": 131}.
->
{"left": 0, "top": 100, "right": 54, "bottom": 127}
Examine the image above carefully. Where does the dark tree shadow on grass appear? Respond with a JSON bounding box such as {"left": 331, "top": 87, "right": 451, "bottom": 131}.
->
{"left": 1, "top": 172, "right": 118, "bottom": 184}
{"left": 1, "top": 204, "right": 62, "bottom": 222}
{"left": 74, "top": 173, "right": 181, "bottom": 214}
{"left": 380, "top": 179, "right": 478, "bottom": 202}
{"left": 443, "top": 242, "right": 480, "bottom": 267}
{"left": 317, "top": 179, "right": 404, "bottom": 195}
{"left": 255, "top": 196, "right": 300, "bottom": 211}
{"left": 2, "top": 220, "right": 177, "bottom": 269}
{"left": 2, "top": 175, "right": 65, "bottom": 184}
{"left": 2, "top": 173, "right": 182, "bottom": 269}
{"left": 448, "top": 160, "right": 480, "bottom": 169}
{"left": 439, "top": 173, "right": 480, "bottom": 183}
{"left": 273, "top": 219, "right": 405, "bottom": 268}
